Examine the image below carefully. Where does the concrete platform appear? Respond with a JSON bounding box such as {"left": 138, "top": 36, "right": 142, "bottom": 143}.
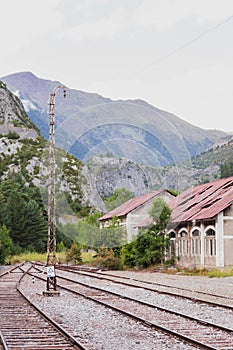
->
{"left": 43, "top": 290, "right": 60, "bottom": 297}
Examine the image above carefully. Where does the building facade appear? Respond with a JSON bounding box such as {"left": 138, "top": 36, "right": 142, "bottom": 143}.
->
{"left": 99, "top": 190, "right": 175, "bottom": 241}
{"left": 168, "top": 176, "right": 233, "bottom": 269}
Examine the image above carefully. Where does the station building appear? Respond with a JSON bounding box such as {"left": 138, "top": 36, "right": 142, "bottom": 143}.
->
{"left": 98, "top": 190, "right": 175, "bottom": 242}
{"left": 99, "top": 176, "right": 233, "bottom": 269}
{"left": 168, "top": 176, "right": 233, "bottom": 269}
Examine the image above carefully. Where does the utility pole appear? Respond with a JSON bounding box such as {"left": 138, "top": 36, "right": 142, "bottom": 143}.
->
{"left": 43, "top": 85, "right": 66, "bottom": 296}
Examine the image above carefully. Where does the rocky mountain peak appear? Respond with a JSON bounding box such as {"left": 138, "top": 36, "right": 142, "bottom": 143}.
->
{"left": 0, "top": 80, "right": 38, "bottom": 138}
{"left": 2, "top": 72, "right": 227, "bottom": 167}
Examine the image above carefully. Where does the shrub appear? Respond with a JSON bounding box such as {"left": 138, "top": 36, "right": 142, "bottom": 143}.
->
{"left": 208, "top": 268, "right": 233, "bottom": 278}
{"left": 93, "top": 247, "right": 123, "bottom": 270}
{"left": 6, "top": 131, "right": 20, "bottom": 140}
{"left": 66, "top": 242, "right": 82, "bottom": 264}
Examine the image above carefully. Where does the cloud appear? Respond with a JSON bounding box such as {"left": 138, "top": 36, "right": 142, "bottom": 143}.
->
{"left": 0, "top": 0, "right": 63, "bottom": 52}
{"left": 132, "top": 0, "right": 233, "bottom": 31}
{"left": 1, "top": 0, "right": 232, "bottom": 132}
{"left": 85, "top": 59, "right": 233, "bottom": 132}
{"left": 59, "top": 6, "right": 128, "bottom": 42}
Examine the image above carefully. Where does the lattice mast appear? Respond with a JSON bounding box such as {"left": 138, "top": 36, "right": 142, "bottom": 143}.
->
{"left": 46, "top": 85, "right": 66, "bottom": 292}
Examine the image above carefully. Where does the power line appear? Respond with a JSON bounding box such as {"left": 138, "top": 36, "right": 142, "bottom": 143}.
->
{"left": 136, "top": 14, "right": 233, "bottom": 75}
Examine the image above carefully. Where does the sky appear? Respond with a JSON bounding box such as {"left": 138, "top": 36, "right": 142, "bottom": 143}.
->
{"left": 1, "top": 0, "right": 233, "bottom": 132}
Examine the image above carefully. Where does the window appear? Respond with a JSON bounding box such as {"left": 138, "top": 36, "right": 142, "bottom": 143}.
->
{"left": 206, "top": 228, "right": 215, "bottom": 236}
{"left": 178, "top": 230, "right": 188, "bottom": 256}
{"left": 205, "top": 228, "right": 216, "bottom": 256}
{"left": 191, "top": 229, "right": 200, "bottom": 256}
{"left": 169, "top": 231, "right": 176, "bottom": 257}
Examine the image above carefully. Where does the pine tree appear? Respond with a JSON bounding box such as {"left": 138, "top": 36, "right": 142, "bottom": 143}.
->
{"left": 0, "top": 173, "right": 48, "bottom": 252}
{"left": 0, "top": 224, "right": 13, "bottom": 264}
{"left": 24, "top": 200, "right": 47, "bottom": 252}
{"left": 0, "top": 193, "right": 7, "bottom": 226}
{"left": 6, "top": 190, "right": 27, "bottom": 246}
{"left": 220, "top": 160, "right": 233, "bottom": 178}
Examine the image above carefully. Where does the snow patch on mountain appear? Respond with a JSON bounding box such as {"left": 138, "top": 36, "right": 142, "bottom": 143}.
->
{"left": 14, "top": 89, "right": 38, "bottom": 112}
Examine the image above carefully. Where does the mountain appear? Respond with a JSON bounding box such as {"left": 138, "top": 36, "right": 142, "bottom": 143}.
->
{"left": 1, "top": 72, "right": 227, "bottom": 167}
{"left": 0, "top": 78, "right": 232, "bottom": 215}
{"left": 0, "top": 80, "right": 105, "bottom": 214}
{"left": 87, "top": 135, "right": 233, "bottom": 198}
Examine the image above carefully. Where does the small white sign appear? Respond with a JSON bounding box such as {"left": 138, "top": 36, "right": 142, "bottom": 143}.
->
{"left": 47, "top": 266, "right": 55, "bottom": 278}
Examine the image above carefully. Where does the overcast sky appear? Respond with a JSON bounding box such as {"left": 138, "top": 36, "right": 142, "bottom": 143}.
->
{"left": 1, "top": 0, "right": 233, "bottom": 132}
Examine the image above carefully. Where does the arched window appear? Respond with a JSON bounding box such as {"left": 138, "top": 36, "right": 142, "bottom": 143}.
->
{"left": 205, "top": 227, "right": 216, "bottom": 256}
{"left": 169, "top": 231, "right": 176, "bottom": 239}
{"left": 192, "top": 229, "right": 200, "bottom": 236}
{"left": 178, "top": 229, "right": 188, "bottom": 256}
{"left": 191, "top": 229, "right": 200, "bottom": 256}
{"left": 179, "top": 230, "right": 187, "bottom": 237}
{"left": 168, "top": 231, "right": 176, "bottom": 257}
{"left": 206, "top": 228, "right": 215, "bottom": 236}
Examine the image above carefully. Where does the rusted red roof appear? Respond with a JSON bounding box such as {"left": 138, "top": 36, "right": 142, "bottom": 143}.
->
{"left": 99, "top": 190, "right": 166, "bottom": 221}
{"left": 169, "top": 176, "right": 233, "bottom": 223}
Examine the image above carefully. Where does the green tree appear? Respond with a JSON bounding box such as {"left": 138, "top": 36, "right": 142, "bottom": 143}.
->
{"left": 61, "top": 221, "right": 98, "bottom": 248}
{"left": 66, "top": 242, "right": 82, "bottom": 264}
{"left": 121, "top": 198, "right": 171, "bottom": 268}
{"left": 57, "top": 240, "right": 66, "bottom": 252}
{"left": 0, "top": 224, "right": 13, "bottom": 264}
{"left": 93, "top": 247, "right": 123, "bottom": 270}
{"left": 84, "top": 211, "right": 102, "bottom": 226}
{"left": 121, "top": 240, "right": 137, "bottom": 267}
{"left": 93, "top": 216, "right": 126, "bottom": 249}
{"left": 23, "top": 200, "right": 47, "bottom": 252}
{"left": 0, "top": 193, "right": 7, "bottom": 225}
{"left": 220, "top": 160, "right": 233, "bottom": 178}
{"left": 105, "top": 188, "right": 134, "bottom": 211}
{"left": 93, "top": 226, "right": 126, "bottom": 249}
{"left": 5, "top": 190, "right": 27, "bottom": 245}
{"left": 61, "top": 216, "right": 126, "bottom": 250}
{"left": 6, "top": 131, "right": 20, "bottom": 139}
{"left": 56, "top": 227, "right": 72, "bottom": 250}
{"left": 0, "top": 173, "right": 48, "bottom": 252}
{"left": 149, "top": 197, "right": 172, "bottom": 231}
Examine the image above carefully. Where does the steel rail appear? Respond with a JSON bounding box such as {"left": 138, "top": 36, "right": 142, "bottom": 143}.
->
{"left": 30, "top": 264, "right": 233, "bottom": 350}
{"left": 17, "top": 264, "right": 88, "bottom": 350}
{"left": 56, "top": 264, "right": 233, "bottom": 309}
{"left": 54, "top": 272, "right": 233, "bottom": 333}
{"left": 0, "top": 262, "right": 25, "bottom": 278}
{"left": 0, "top": 330, "right": 8, "bottom": 350}
{"left": 0, "top": 264, "right": 87, "bottom": 350}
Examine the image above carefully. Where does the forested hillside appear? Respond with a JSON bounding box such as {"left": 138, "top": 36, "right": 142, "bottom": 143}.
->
{"left": 0, "top": 80, "right": 104, "bottom": 263}
{"left": 1, "top": 76, "right": 233, "bottom": 266}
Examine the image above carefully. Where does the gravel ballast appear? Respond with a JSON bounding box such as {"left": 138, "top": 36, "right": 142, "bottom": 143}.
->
{"left": 19, "top": 267, "right": 233, "bottom": 350}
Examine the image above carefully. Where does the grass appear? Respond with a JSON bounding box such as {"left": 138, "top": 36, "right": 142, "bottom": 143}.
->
{"left": 7, "top": 251, "right": 95, "bottom": 265}
{"left": 6, "top": 253, "right": 233, "bottom": 277}
{"left": 7, "top": 252, "right": 47, "bottom": 264}
{"left": 81, "top": 251, "right": 95, "bottom": 264}
{"left": 168, "top": 267, "right": 233, "bottom": 278}
{"left": 145, "top": 265, "right": 233, "bottom": 278}
{"left": 208, "top": 268, "right": 233, "bottom": 278}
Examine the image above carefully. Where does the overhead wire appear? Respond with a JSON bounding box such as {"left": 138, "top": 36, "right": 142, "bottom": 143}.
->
{"left": 135, "top": 14, "right": 233, "bottom": 75}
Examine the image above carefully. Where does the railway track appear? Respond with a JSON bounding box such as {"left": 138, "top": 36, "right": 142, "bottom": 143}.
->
{"left": 30, "top": 263, "right": 233, "bottom": 350}
{"left": 0, "top": 264, "right": 89, "bottom": 350}
{"left": 56, "top": 264, "right": 233, "bottom": 309}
